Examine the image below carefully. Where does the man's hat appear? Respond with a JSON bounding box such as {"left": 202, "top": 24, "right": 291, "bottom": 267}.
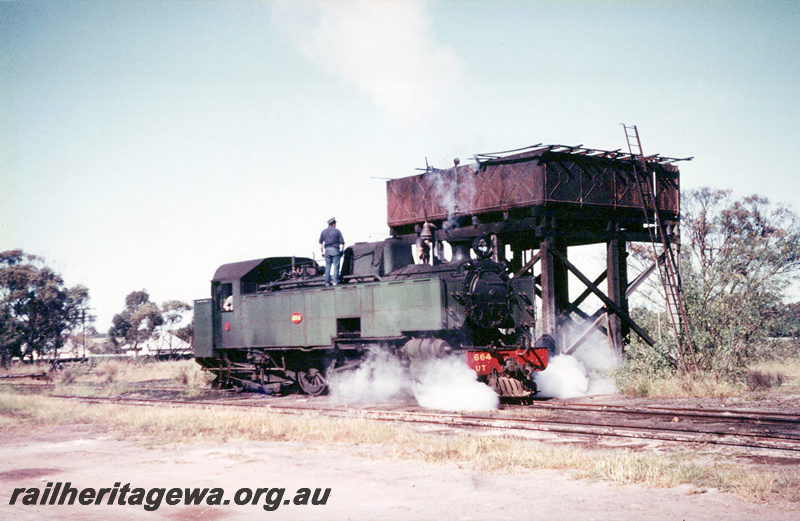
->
{"left": 327, "top": 217, "right": 336, "bottom": 225}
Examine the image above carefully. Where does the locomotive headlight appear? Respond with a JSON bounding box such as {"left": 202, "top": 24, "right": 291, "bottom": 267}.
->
{"left": 472, "top": 235, "right": 493, "bottom": 259}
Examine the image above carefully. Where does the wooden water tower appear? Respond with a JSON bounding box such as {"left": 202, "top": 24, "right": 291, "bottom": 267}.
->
{"left": 386, "top": 127, "right": 692, "bottom": 358}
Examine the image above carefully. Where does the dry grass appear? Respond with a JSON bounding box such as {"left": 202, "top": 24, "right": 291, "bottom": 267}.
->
{"left": 44, "top": 359, "right": 213, "bottom": 396}
{"left": 616, "top": 357, "right": 800, "bottom": 398}
{"left": 415, "top": 436, "right": 797, "bottom": 500}
{"left": 1, "top": 390, "right": 797, "bottom": 502}
{"left": 0, "top": 362, "right": 52, "bottom": 376}
{"left": 171, "top": 361, "right": 216, "bottom": 386}
{"left": 587, "top": 452, "right": 799, "bottom": 501}
{"left": 617, "top": 370, "right": 744, "bottom": 398}
{"left": 747, "top": 358, "right": 800, "bottom": 394}
{"left": 68, "top": 359, "right": 202, "bottom": 385}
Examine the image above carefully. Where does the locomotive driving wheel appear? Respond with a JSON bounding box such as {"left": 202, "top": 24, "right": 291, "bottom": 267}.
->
{"left": 297, "top": 368, "right": 327, "bottom": 396}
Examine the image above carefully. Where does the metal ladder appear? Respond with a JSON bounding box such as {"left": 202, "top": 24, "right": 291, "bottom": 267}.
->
{"left": 622, "top": 124, "right": 696, "bottom": 370}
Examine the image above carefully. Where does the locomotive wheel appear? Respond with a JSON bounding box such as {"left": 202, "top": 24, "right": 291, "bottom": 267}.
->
{"left": 211, "top": 369, "right": 230, "bottom": 389}
{"left": 297, "top": 368, "right": 327, "bottom": 396}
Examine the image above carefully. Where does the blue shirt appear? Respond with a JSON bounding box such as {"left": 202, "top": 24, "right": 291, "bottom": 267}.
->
{"left": 319, "top": 226, "right": 344, "bottom": 248}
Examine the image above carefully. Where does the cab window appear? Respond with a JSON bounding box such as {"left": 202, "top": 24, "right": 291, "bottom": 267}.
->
{"left": 218, "top": 283, "right": 233, "bottom": 312}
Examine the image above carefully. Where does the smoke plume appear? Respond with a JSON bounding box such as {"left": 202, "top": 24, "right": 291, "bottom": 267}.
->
{"left": 428, "top": 164, "right": 478, "bottom": 231}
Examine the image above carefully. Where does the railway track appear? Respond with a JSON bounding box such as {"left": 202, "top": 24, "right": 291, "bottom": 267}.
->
{"left": 35, "top": 392, "right": 800, "bottom": 453}
{"left": 0, "top": 381, "right": 196, "bottom": 393}
{"left": 528, "top": 400, "right": 800, "bottom": 422}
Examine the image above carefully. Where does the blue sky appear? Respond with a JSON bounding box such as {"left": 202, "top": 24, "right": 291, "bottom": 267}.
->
{"left": 2, "top": 0, "right": 798, "bottom": 331}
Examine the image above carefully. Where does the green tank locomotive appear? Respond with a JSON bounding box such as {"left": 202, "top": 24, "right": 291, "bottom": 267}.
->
{"left": 194, "top": 237, "right": 548, "bottom": 399}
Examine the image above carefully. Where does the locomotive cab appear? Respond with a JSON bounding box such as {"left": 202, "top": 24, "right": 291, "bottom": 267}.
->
{"left": 194, "top": 257, "right": 317, "bottom": 369}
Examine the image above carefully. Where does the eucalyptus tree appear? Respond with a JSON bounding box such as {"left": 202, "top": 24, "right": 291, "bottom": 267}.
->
{"left": 0, "top": 250, "right": 90, "bottom": 365}
{"left": 680, "top": 188, "right": 800, "bottom": 371}
{"left": 158, "top": 299, "right": 192, "bottom": 356}
{"left": 108, "top": 290, "right": 163, "bottom": 353}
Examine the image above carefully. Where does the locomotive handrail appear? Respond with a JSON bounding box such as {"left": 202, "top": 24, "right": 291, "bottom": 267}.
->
{"left": 342, "top": 274, "right": 382, "bottom": 283}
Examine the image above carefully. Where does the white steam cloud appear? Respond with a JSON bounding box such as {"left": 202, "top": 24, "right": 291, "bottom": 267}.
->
{"left": 329, "top": 350, "right": 499, "bottom": 411}
{"left": 534, "top": 324, "right": 621, "bottom": 399}
{"left": 329, "top": 350, "right": 413, "bottom": 404}
{"left": 269, "top": 0, "right": 463, "bottom": 127}
{"left": 411, "top": 356, "right": 499, "bottom": 411}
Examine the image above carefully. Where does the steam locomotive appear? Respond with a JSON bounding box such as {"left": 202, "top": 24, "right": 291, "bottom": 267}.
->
{"left": 193, "top": 235, "right": 549, "bottom": 399}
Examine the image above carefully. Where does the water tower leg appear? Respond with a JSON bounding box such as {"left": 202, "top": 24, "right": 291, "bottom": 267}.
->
{"left": 540, "top": 237, "right": 569, "bottom": 354}
{"left": 606, "top": 237, "right": 628, "bottom": 356}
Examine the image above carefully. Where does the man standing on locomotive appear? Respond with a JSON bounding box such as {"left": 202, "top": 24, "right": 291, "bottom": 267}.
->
{"left": 319, "top": 217, "right": 345, "bottom": 286}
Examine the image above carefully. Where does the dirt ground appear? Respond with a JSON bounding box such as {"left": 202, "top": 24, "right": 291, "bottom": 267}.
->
{"left": 1, "top": 421, "right": 797, "bottom": 521}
